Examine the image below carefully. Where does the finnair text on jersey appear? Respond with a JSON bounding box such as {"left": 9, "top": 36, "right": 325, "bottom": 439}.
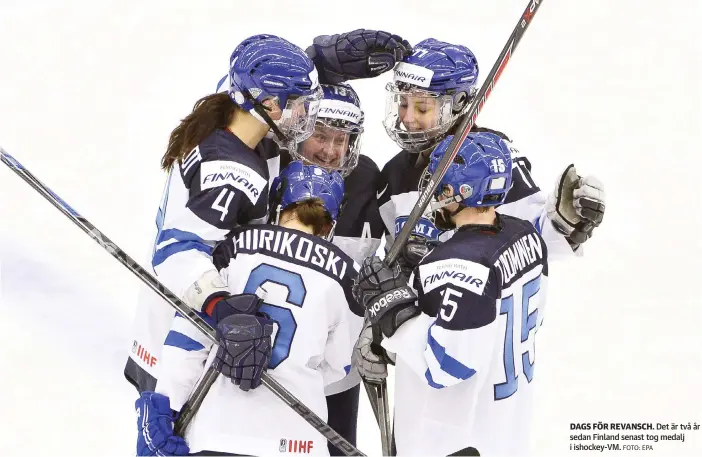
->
{"left": 419, "top": 258, "right": 491, "bottom": 295}
{"left": 494, "top": 232, "right": 543, "bottom": 286}
{"left": 235, "top": 228, "right": 349, "bottom": 280}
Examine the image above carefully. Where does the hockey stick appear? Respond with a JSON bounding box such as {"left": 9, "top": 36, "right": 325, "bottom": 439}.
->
{"left": 0, "top": 149, "right": 366, "bottom": 457}
{"left": 370, "top": 1, "right": 546, "bottom": 454}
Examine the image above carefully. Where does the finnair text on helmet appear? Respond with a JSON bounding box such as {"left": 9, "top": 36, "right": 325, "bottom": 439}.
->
{"left": 393, "top": 62, "right": 434, "bottom": 88}
{"left": 394, "top": 70, "right": 426, "bottom": 84}
{"left": 319, "top": 107, "right": 360, "bottom": 121}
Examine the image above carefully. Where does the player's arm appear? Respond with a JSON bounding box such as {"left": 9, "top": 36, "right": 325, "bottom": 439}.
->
{"left": 495, "top": 135, "right": 605, "bottom": 258}
{"left": 320, "top": 267, "right": 365, "bottom": 387}
{"left": 376, "top": 161, "right": 396, "bottom": 248}
{"left": 155, "top": 313, "right": 215, "bottom": 411}
{"left": 152, "top": 144, "right": 269, "bottom": 312}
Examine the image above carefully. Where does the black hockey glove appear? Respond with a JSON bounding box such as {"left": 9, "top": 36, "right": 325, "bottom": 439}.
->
{"left": 214, "top": 314, "right": 274, "bottom": 391}
{"left": 396, "top": 236, "right": 437, "bottom": 278}
{"left": 306, "top": 29, "right": 412, "bottom": 85}
{"left": 206, "top": 293, "right": 264, "bottom": 324}
{"left": 353, "top": 256, "right": 418, "bottom": 339}
{"left": 547, "top": 164, "right": 606, "bottom": 249}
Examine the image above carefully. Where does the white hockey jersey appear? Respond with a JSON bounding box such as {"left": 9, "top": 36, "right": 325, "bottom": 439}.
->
{"left": 156, "top": 224, "right": 364, "bottom": 456}
{"left": 377, "top": 126, "right": 578, "bottom": 262}
{"left": 382, "top": 214, "right": 549, "bottom": 456}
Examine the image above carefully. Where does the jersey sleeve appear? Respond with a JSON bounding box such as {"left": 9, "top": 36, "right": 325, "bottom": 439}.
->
{"left": 377, "top": 160, "right": 396, "bottom": 248}
{"left": 415, "top": 257, "right": 502, "bottom": 389}
{"left": 319, "top": 265, "right": 364, "bottom": 388}
{"left": 151, "top": 137, "right": 269, "bottom": 304}
{"left": 155, "top": 312, "right": 215, "bottom": 411}
{"left": 498, "top": 141, "right": 577, "bottom": 262}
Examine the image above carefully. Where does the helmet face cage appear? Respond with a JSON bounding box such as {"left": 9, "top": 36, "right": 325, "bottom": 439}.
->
{"left": 228, "top": 34, "right": 322, "bottom": 145}
{"left": 383, "top": 82, "right": 462, "bottom": 152}
{"left": 291, "top": 84, "right": 364, "bottom": 177}
{"left": 293, "top": 118, "right": 363, "bottom": 178}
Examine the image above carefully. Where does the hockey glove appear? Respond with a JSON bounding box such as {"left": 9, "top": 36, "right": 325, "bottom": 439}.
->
{"left": 135, "top": 392, "right": 189, "bottom": 456}
{"left": 352, "top": 318, "right": 395, "bottom": 384}
{"left": 214, "top": 314, "right": 274, "bottom": 392}
{"left": 547, "top": 164, "right": 605, "bottom": 248}
{"left": 353, "top": 256, "right": 419, "bottom": 339}
{"left": 397, "top": 236, "right": 437, "bottom": 278}
{"left": 307, "top": 29, "right": 412, "bottom": 85}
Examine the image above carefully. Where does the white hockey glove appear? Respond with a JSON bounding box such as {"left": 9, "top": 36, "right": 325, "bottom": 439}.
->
{"left": 547, "top": 164, "right": 605, "bottom": 247}
{"left": 352, "top": 319, "right": 395, "bottom": 384}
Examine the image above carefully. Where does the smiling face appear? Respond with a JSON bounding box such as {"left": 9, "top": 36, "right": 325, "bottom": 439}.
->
{"left": 299, "top": 123, "right": 351, "bottom": 169}
{"left": 398, "top": 93, "right": 442, "bottom": 132}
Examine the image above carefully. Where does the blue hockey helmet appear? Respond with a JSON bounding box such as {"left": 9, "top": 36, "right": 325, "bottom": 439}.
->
{"left": 228, "top": 34, "right": 323, "bottom": 146}
{"left": 271, "top": 160, "right": 346, "bottom": 224}
{"left": 384, "top": 38, "right": 479, "bottom": 151}
{"left": 294, "top": 83, "right": 365, "bottom": 177}
{"left": 425, "top": 132, "right": 512, "bottom": 214}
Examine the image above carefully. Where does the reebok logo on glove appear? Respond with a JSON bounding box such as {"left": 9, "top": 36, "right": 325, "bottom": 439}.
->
{"left": 368, "top": 287, "right": 414, "bottom": 318}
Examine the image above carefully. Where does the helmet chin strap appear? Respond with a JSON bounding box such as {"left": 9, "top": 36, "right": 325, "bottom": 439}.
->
{"left": 324, "top": 220, "right": 337, "bottom": 241}
{"left": 244, "top": 90, "right": 290, "bottom": 144}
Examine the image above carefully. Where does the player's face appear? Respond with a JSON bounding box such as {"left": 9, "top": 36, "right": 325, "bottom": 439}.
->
{"left": 300, "top": 123, "right": 349, "bottom": 168}
{"left": 399, "top": 94, "right": 441, "bottom": 132}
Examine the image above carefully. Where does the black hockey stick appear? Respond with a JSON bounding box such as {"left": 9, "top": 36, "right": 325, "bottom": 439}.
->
{"left": 385, "top": 0, "right": 545, "bottom": 266}
{"left": 0, "top": 148, "right": 366, "bottom": 457}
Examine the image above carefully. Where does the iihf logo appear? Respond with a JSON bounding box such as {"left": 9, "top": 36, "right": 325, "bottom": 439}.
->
{"left": 279, "top": 438, "right": 314, "bottom": 453}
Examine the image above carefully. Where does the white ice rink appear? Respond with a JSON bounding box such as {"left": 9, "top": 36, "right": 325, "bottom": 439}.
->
{"left": 1, "top": 0, "right": 700, "bottom": 455}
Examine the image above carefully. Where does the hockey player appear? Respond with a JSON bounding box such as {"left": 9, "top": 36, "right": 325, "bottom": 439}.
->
{"left": 125, "top": 31, "right": 407, "bottom": 395}
{"left": 210, "top": 78, "right": 384, "bottom": 456}
{"left": 135, "top": 161, "right": 364, "bottom": 456}
{"left": 378, "top": 38, "right": 606, "bottom": 271}
{"left": 286, "top": 82, "right": 386, "bottom": 455}
{"left": 124, "top": 34, "right": 324, "bottom": 394}
{"left": 353, "top": 133, "right": 549, "bottom": 456}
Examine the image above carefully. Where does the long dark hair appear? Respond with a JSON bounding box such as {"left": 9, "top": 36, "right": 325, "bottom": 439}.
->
{"left": 161, "top": 93, "right": 239, "bottom": 171}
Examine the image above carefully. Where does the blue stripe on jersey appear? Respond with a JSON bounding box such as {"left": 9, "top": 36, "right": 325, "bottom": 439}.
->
{"left": 424, "top": 368, "right": 446, "bottom": 389}
{"left": 533, "top": 214, "right": 543, "bottom": 234}
{"left": 164, "top": 331, "right": 205, "bottom": 352}
{"left": 344, "top": 365, "right": 351, "bottom": 375}
{"left": 427, "top": 325, "right": 477, "bottom": 381}
{"left": 174, "top": 310, "right": 215, "bottom": 328}
{"left": 152, "top": 229, "right": 213, "bottom": 267}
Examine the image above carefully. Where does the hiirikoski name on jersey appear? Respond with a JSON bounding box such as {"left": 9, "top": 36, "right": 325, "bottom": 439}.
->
{"left": 494, "top": 232, "right": 544, "bottom": 286}
{"left": 394, "top": 216, "right": 440, "bottom": 241}
{"left": 234, "top": 227, "right": 350, "bottom": 280}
